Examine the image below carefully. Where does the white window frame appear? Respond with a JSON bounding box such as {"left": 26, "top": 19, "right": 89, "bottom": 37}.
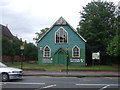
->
{"left": 72, "top": 45, "right": 80, "bottom": 57}
{"left": 55, "top": 27, "right": 68, "bottom": 44}
{"left": 43, "top": 45, "right": 51, "bottom": 58}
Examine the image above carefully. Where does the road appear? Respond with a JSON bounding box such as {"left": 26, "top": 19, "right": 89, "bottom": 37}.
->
{"left": 1, "top": 76, "right": 119, "bottom": 90}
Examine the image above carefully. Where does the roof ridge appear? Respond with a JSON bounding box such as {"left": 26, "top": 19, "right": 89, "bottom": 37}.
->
{"left": 54, "top": 16, "right": 68, "bottom": 25}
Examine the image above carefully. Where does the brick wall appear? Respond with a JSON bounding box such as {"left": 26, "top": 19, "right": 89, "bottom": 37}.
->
{"left": 2, "top": 56, "right": 22, "bottom": 62}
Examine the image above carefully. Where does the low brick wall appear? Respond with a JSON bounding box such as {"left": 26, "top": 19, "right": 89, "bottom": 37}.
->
{"left": 2, "top": 56, "right": 22, "bottom": 62}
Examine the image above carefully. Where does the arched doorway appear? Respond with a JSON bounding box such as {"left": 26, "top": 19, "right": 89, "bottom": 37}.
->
{"left": 54, "top": 48, "right": 67, "bottom": 65}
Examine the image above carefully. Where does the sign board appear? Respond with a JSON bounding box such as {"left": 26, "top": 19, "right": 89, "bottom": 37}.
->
{"left": 92, "top": 52, "right": 100, "bottom": 60}
{"left": 70, "top": 59, "right": 80, "bottom": 62}
{"left": 43, "top": 58, "right": 52, "bottom": 63}
{"left": 66, "top": 48, "right": 69, "bottom": 51}
{"left": 20, "top": 45, "right": 24, "bottom": 50}
{"left": 70, "top": 59, "right": 84, "bottom": 62}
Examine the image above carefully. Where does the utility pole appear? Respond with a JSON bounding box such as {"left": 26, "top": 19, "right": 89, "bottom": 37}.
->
{"left": 66, "top": 47, "right": 69, "bottom": 75}
{"left": 20, "top": 44, "right": 24, "bottom": 69}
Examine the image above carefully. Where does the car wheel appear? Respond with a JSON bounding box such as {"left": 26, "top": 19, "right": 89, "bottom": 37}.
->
{"left": 2, "top": 73, "right": 9, "bottom": 82}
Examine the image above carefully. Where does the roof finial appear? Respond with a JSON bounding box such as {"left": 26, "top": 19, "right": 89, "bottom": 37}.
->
{"left": 55, "top": 17, "right": 67, "bottom": 25}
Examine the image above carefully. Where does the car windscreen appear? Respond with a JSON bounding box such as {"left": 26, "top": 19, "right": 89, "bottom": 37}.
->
{"left": 0, "top": 62, "right": 7, "bottom": 67}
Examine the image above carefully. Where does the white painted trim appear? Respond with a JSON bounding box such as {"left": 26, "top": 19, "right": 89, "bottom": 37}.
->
{"left": 72, "top": 45, "right": 80, "bottom": 58}
{"left": 43, "top": 45, "right": 51, "bottom": 57}
{"left": 55, "top": 27, "right": 68, "bottom": 44}
{"left": 37, "top": 17, "right": 86, "bottom": 43}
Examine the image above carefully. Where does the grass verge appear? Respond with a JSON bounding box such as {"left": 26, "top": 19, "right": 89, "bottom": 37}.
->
{"left": 4, "top": 62, "right": 119, "bottom": 71}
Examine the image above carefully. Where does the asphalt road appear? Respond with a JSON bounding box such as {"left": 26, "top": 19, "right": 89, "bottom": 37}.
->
{"left": 1, "top": 76, "right": 119, "bottom": 90}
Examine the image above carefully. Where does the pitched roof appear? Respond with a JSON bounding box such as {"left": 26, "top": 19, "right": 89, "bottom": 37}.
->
{"left": 0, "top": 24, "right": 14, "bottom": 39}
{"left": 37, "top": 17, "right": 86, "bottom": 43}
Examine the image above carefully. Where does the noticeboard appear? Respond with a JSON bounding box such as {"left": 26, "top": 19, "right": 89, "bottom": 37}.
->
{"left": 92, "top": 52, "right": 100, "bottom": 60}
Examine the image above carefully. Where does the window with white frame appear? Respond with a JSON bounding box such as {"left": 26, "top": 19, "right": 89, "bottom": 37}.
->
{"left": 72, "top": 46, "right": 80, "bottom": 57}
{"left": 43, "top": 46, "right": 51, "bottom": 57}
{"left": 55, "top": 27, "right": 68, "bottom": 43}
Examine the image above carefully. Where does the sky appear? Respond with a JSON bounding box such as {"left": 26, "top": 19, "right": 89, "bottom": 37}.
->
{"left": 0, "top": 0, "right": 119, "bottom": 43}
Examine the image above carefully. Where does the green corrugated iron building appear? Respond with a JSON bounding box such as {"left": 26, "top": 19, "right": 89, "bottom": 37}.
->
{"left": 37, "top": 17, "right": 86, "bottom": 65}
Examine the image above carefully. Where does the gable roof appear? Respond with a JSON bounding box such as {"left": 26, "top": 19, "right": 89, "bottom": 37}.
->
{"left": 37, "top": 17, "right": 86, "bottom": 43}
{"left": 0, "top": 24, "right": 14, "bottom": 39}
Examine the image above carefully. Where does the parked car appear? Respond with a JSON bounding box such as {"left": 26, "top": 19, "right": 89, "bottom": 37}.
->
{"left": 0, "top": 62, "right": 23, "bottom": 81}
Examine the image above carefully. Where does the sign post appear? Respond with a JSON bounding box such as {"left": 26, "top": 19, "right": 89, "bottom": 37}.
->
{"left": 20, "top": 45, "right": 24, "bottom": 69}
{"left": 66, "top": 47, "right": 69, "bottom": 75}
{"left": 92, "top": 52, "right": 100, "bottom": 66}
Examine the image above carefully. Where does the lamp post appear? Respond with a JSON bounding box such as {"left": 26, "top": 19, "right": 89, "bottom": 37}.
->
{"left": 20, "top": 45, "right": 24, "bottom": 69}
{"left": 66, "top": 47, "right": 69, "bottom": 75}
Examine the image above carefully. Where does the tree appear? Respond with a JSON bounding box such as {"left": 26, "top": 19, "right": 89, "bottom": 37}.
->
{"left": 77, "top": 1, "right": 116, "bottom": 64}
{"left": 2, "top": 36, "right": 15, "bottom": 56}
{"left": 24, "top": 43, "right": 37, "bottom": 62}
{"left": 106, "top": 5, "right": 120, "bottom": 64}
{"left": 33, "top": 27, "right": 49, "bottom": 43}
{"left": 12, "top": 37, "right": 23, "bottom": 56}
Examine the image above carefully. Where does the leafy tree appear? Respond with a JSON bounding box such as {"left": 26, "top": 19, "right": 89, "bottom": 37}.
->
{"left": 2, "top": 36, "right": 15, "bottom": 56}
{"left": 77, "top": 1, "right": 116, "bottom": 64}
{"left": 106, "top": 6, "right": 120, "bottom": 64}
{"left": 12, "top": 37, "right": 23, "bottom": 56}
{"left": 24, "top": 43, "right": 37, "bottom": 62}
{"left": 33, "top": 27, "right": 49, "bottom": 43}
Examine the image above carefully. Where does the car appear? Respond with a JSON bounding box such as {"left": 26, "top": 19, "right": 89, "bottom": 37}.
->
{"left": 0, "top": 62, "right": 23, "bottom": 82}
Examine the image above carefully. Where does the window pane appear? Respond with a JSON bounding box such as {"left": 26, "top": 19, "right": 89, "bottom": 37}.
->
{"left": 55, "top": 28, "right": 68, "bottom": 43}
{"left": 44, "top": 46, "right": 50, "bottom": 57}
{"left": 73, "top": 46, "right": 79, "bottom": 57}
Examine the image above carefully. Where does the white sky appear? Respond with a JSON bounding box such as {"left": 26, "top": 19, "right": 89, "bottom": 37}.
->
{"left": 0, "top": 0, "right": 119, "bottom": 43}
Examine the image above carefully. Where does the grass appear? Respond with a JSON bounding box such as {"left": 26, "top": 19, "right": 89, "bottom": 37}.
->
{"left": 4, "top": 62, "right": 118, "bottom": 71}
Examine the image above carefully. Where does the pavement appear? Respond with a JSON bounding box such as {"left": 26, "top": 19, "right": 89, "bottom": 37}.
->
{"left": 23, "top": 71, "right": 120, "bottom": 77}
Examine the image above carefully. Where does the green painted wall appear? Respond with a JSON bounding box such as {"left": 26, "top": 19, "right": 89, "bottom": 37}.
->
{"left": 38, "top": 25, "right": 86, "bottom": 65}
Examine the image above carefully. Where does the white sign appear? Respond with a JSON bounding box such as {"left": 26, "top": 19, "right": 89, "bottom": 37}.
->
{"left": 70, "top": 59, "right": 84, "bottom": 62}
{"left": 20, "top": 45, "right": 24, "bottom": 50}
{"left": 92, "top": 52, "right": 100, "bottom": 60}
{"left": 43, "top": 58, "right": 52, "bottom": 63}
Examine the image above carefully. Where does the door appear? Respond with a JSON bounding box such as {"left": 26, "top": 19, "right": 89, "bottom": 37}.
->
{"left": 54, "top": 48, "right": 67, "bottom": 65}
{"left": 58, "top": 51, "right": 65, "bottom": 64}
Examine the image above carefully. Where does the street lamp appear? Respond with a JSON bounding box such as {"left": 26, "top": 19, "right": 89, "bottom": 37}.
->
{"left": 20, "top": 45, "right": 24, "bottom": 69}
{"left": 66, "top": 47, "right": 69, "bottom": 75}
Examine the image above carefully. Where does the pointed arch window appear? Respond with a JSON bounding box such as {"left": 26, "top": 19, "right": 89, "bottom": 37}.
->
{"left": 72, "top": 45, "right": 80, "bottom": 57}
{"left": 43, "top": 45, "right": 51, "bottom": 57}
{"left": 55, "top": 27, "right": 68, "bottom": 43}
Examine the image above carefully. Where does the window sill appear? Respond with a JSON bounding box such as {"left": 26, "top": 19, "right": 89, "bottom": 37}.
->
{"left": 43, "top": 57, "right": 51, "bottom": 59}
{"left": 72, "top": 57, "right": 80, "bottom": 59}
{"left": 55, "top": 43, "right": 68, "bottom": 45}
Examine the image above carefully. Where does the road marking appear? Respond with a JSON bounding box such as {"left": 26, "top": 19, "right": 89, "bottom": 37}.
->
{"left": 4, "top": 82, "right": 45, "bottom": 85}
{"left": 104, "top": 77, "right": 119, "bottom": 79}
{"left": 76, "top": 84, "right": 118, "bottom": 86}
{"left": 99, "top": 85, "right": 110, "bottom": 90}
{"left": 42, "top": 84, "right": 56, "bottom": 89}
{"left": 83, "top": 80, "right": 92, "bottom": 81}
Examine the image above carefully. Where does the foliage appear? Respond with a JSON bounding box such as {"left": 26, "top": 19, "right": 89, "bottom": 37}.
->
{"left": 33, "top": 27, "right": 49, "bottom": 43}
{"left": 77, "top": 1, "right": 116, "bottom": 64}
{"left": 2, "top": 36, "right": 37, "bottom": 61}
{"left": 107, "top": 15, "right": 120, "bottom": 57}
{"left": 2, "top": 36, "right": 15, "bottom": 56}
{"left": 12, "top": 37, "right": 23, "bottom": 56}
{"left": 24, "top": 43, "right": 37, "bottom": 61}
